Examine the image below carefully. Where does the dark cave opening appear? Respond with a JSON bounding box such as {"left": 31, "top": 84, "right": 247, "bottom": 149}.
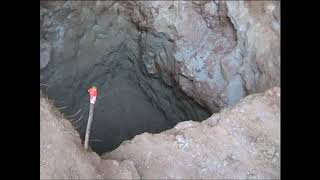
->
{"left": 40, "top": 3, "right": 214, "bottom": 155}
{"left": 40, "top": 33, "right": 211, "bottom": 155}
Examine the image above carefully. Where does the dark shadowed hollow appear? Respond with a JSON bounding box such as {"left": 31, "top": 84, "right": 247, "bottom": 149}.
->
{"left": 40, "top": 33, "right": 211, "bottom": 155}
{"left": 39, "top": 2, "right": 217, "bottom": 155}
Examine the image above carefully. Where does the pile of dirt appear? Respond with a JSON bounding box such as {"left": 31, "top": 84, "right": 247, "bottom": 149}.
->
{"left": 102, "top": 87, "right": 280, "bottom": 179}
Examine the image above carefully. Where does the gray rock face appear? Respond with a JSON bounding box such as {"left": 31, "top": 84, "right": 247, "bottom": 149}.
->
{"left": 40, "top": 0, "right": 279, "bottom": 112}
{"left": 126, "top": 0, "right": 280, "bottom": 111}
{"left": 103, "top": 87, "right": 280, "bottom": 179}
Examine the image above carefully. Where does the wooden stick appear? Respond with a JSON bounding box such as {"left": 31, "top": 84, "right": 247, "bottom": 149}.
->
{"left": 84, "top": 103, "right": 95, "bottom": 151}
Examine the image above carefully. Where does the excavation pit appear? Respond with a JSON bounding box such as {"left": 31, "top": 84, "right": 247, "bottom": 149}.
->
{"left": 40, "top": 34, "right": 211, "bottom": 155}
{"left": 40, "top": 3, "right": 214, "bottom": 154}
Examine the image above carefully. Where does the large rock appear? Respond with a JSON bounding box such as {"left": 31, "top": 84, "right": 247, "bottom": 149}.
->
{"left": 118, "top": 1, "right": 280, "bottom": 111}
{"left": 102, "top": 87, "right": 280, "bottom": 179}
{"left": 226, "top": 1, "right": 280, "bottom": 94}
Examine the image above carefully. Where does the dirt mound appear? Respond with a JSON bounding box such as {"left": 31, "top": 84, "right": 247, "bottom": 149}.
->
{"left": 40, "top": 97, "right": 139, "bottom": 179}
{"left": 102, "top": 87, "right": 280, "bottom": 179}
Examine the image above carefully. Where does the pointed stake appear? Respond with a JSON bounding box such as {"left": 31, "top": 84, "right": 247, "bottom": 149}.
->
{"left": 84, "top": 103, "right": 95, "bottom": 151}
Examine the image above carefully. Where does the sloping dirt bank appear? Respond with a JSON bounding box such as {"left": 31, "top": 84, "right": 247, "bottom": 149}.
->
{"left": 40, "top": 87, "right": 279, "bottom": 179}
{"left": 40, "top": 97, "right": 139, "bottom": 179}
{"left": 102, "top": 87, "right": 280, "bottom": 179}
